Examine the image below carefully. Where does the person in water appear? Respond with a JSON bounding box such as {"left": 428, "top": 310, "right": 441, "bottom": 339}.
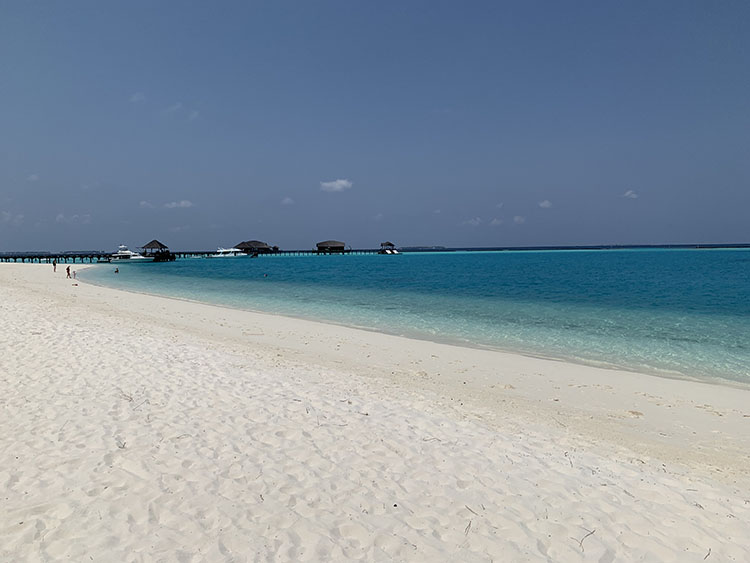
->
{"left": 114, "top": 268, "right": 119, "bottom": 274}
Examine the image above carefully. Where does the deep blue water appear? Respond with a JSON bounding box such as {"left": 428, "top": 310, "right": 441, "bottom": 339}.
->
{"left": 80, "top": 249, "right": 750, "bottom": 384}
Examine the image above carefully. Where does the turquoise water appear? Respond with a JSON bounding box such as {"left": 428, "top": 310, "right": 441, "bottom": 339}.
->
{"left": 80, "top": 249, "right": 750, "bottom": 384}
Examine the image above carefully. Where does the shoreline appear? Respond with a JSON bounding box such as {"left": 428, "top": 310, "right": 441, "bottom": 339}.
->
{"left": 79, "top": 264, "right": 750, "bottom": 391}
{"left": 2, "top": 262, "right": 749, "bottom": 560}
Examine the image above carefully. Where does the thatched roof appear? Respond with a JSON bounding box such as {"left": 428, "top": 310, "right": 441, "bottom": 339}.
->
{"left": 236, "top": 240, "right": 271, "bottom": 250}
{"left": 141, "top": 239, "right": 168, "bottom": 250}
{"left": 380, "top": 241, "right": 395, "bottom": 247}
{"left": 317, "top": 240, "right": 345, "bottom": 249}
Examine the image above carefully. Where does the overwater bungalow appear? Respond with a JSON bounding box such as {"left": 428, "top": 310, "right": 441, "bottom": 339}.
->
{"left": 141, "top": 239, "right": 176, "bottom": 262}
{"left": 316, "top": 240, "right": 347, "bottom": 254}
{"left": 379, "top": 241, "right": 399, "bottom": 254}
{"left": 235, "top": 240, "right": 276, "bottom": 254}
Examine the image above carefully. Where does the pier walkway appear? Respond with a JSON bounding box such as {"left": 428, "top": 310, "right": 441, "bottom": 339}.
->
{"left": 0, "top": 249, "right": 383, "bottom": 263}
{"left": 173, "top": 249, "right": 381, "bottom": 259}
{"left": 0, "top": 252, "right": 112, "bottom": 264}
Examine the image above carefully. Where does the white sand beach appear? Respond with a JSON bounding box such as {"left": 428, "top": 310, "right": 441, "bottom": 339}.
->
{"left": 1, "top": 263, "right": 749, "bottom": 562}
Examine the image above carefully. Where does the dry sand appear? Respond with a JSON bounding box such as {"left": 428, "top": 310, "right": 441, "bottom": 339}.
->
{"left": 1, "top": 263, "right": 749, "bottom": 562}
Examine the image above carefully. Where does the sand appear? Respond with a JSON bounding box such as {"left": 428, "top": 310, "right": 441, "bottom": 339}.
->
{"left": 1, "top": 262, "right": 749, "bottom": 562}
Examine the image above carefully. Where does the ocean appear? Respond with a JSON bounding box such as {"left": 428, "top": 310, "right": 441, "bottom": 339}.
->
{"left": 80, "top": 248, "right": 750, "bottom": 385}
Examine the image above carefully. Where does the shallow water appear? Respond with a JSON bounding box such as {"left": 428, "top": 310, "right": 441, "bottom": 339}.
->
{"left": 81, "top": 248, "right": 750, "bottom": 384}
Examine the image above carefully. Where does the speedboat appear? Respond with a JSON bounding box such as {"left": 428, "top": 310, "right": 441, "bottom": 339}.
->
{"left": 111, "top": 244, "right": 149, "bottom": 261}
{"left": 206, "top": 247, "right": 245, "bottom": 258}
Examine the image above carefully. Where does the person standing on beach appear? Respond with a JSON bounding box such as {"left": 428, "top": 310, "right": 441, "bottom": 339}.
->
{"left": 52, "top": 260, "right": 57, "bottom": 273}
{"left": 66, "top": 265, "right": 71, "bottom": 279}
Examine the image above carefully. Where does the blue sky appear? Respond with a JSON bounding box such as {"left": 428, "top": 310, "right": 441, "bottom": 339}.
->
{"left": 1, "top": 1, "right": 749, "bottom": 250}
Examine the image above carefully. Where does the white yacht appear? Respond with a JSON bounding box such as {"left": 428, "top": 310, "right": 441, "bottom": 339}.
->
{"left": 111, "top": 244, "right": 149, "bottom": 261}
{"left": 206, "top": 247, "right": 246, "bottom": 258}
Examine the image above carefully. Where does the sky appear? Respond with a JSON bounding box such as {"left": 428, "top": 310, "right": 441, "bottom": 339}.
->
{"left": 1, "top": 1, "right": 749, "bottom": 251}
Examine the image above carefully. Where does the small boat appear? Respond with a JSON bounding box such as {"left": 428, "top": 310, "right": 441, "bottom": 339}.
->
{"left": 111, "top": 244, "right": 150, "bottom": 261}
{"left": 206, "top": 247, "right": 246, "bottom": 258}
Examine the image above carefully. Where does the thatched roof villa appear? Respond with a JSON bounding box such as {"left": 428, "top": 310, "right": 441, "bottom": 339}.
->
{"left": 141, "top": 239, "right": 169, "bottom": 252}
{"left": 235, "top": 240, "right": 276, "bottom": 254}
{"left": 379, "top": 241, "right": 398, "bottom": 254}
{"left": 141, "top": 239, "right": 176, "bottom": 262}
{"left": 316, "top": 240, "right": 346, "bottom": 253}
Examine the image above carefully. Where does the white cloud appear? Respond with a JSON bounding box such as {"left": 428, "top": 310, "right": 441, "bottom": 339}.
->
{"left": 320, "top": 178, "right": 352, "bottom": 192}
{"left": 164, "top": 102, "right": 183, "bottom": 113}
{"left": 130, "top": 92, "right": 145, "bottom": 103}
{"left": 26, "top": 174, "right": 39, "bottom": 182}
{"left": 55, "top": 213, "right": 91, "bottom": 225}
{"left": 1, "top": 211, "right": 24, "bottom": 226}
{"left": 139, "top": 200, "right": 154, "bottom": 209}
{"left": 281, "top": 196, "right": 295, "bottom": 205}
{"left": 433, "top": 209, "right": 441, "bottom": 214}
{"left": 513, "top": 215, "right": 526, "bottom": 224}
{"left": 622, "top": 190, "right": 639, "bottom": 199}
{"left": 463, "top": 217, "right": 482, "bottom": 226}
{"left": 490, "top": 218, "right": 503, "bottom": 226}
{"left": 164, "top": 200, "right": 194, "bottom": 209}
{"left": 188, "top": 110, "right": 199, "bottom": 121}
{"left": 374, "top": 212, "right": 384, "bottom": 221}
{"left": 169, "top": 225, "right": 190, "bottom": 233}
{"left": 539, "top": 200, "right": 552, "bottom": 208}
{"left": 496, "top": 202, "right": 504, "bottom": 209}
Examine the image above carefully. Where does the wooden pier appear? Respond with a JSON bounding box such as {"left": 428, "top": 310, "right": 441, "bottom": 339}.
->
{"left": 173, "top": 249, "right": 382, "bottom": 259}
{"left": 0, "top": 252, "right": 112, "bottom": 264}
{"left": 0, "top": 249, "right": 384, "bottom": 263}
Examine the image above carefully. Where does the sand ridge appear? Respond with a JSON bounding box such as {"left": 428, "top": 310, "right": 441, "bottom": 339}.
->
{"left": 1, "top": 263, "right": 749, "bottom": 561}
